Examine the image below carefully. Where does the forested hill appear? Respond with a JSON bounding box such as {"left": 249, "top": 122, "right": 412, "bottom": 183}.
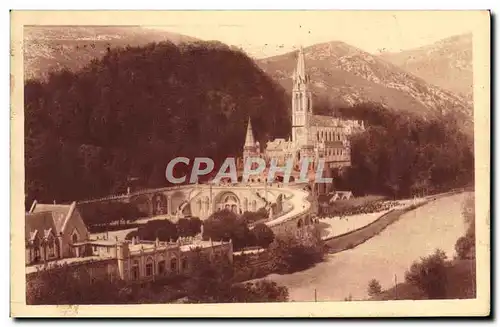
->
{"left": 25, "top": 41, "right": 291, "bottom": 204}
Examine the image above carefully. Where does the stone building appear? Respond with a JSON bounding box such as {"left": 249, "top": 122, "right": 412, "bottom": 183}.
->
{"left": 116, "top": 237, "right": 233, "bottom": 281}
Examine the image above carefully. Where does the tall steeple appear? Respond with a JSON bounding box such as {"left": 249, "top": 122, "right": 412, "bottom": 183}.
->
{"left": 291, "top": 46, "right": 312, "bottom": 147}
{"left": 244, "top": 117, "right": 256, "bottom": 148}
{"left": 243, "top": 117, "right": 258, "bottom": 160}
{"left": 293, "top": 46, "right": 309, "bottom": 91}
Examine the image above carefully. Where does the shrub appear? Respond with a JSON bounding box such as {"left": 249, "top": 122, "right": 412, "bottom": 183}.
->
{"left": 405, "top": 249, "right": 448, "bottom": 299}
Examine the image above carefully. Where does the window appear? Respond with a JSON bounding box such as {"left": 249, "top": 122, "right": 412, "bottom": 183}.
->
{"left": 145, "top": 257, "right": 154, "bottom": 277}
{"left": 158, "top": 260, "right": 166, "bottom": 275}
{"left": 181, "top": 258, "right": 188, "bottom": 271}
{"left": 170, "top": 258, "right": 178, "bottom": 271}
{"left": 72, "top": 233, "right": 78, "bottom": 243}
{"left": 132, "top": 260, "right": 140, "bottom": 280}
{"left": 47, "top": 240, "right": 55, "bottom": 257}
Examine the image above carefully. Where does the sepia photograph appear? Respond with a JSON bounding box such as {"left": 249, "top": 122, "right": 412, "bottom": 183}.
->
{"left": 10, "top": 10, "right": 490, "bottom": 317}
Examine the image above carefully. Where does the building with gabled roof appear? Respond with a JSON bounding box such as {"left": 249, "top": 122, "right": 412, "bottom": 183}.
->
{"left": 25, "top": 200, "right": 90, "bottom": 265}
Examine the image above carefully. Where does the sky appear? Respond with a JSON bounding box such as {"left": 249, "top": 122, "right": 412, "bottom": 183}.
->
{"left": 144, "top": 11, "right": 478, "bottom": 58}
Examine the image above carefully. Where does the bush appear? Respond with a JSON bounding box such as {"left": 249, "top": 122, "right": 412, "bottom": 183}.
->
{"left": 252, "top": 223, "right": 275, "bottom": 248}
{"left": 405, "top": 249, "right": 448, "bottom": 299}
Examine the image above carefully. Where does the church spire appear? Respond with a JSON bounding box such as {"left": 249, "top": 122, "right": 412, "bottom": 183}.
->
{"left": 293, "top": 46, "right": 309, "bottom": 88}
{"left": 244, "top": 117, "right": 256, "bottom": 149}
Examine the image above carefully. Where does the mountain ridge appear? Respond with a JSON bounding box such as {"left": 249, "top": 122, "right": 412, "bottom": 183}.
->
{"left": 258, "top": 40, "right": 472, "bottom": 134}
{"left": 379, "top": 33, "right": 472, "bottom": 103}
{"left": 24, "top": 26, "right": 199, "bottom": 81}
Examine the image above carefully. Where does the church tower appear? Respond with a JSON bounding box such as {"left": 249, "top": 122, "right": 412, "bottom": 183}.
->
{"left": 292, "top": 46, "right": 313, "bottom": 148}
{"left": 243, "top": 117, "right": 259, "bottom": 160}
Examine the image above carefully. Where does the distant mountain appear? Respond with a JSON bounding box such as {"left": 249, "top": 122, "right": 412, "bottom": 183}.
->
{"left": 24, "top": 26, "right": 198, "bottom": 81}
{"left": 258, "top": 41, "right": 472, "bottom": 126}
{"left": 379, "top": 34, "right": 472, "bottom": 103}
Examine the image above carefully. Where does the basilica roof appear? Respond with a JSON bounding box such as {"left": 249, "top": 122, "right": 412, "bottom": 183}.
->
{"left": 309, "top": 114, "right": 343, "bottom": 127}
{"left": 266, "top": 138, "right": 295, "bottom": 151}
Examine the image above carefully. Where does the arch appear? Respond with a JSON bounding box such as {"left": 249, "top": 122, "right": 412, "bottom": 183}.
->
{"left": 170, "top": 191, "right": 187, "bottom": 215}
{"left": 130, "top": 194, "right": 152, "bottom": 216}
{"left": 151, "top": 193, "right": 168, "bottom": 216}
{"left": 297, "top": 218, "right": 303, "bottom": 228}
{"left": 214, "top": 191, "right": 241, "bottom": 213}
{"left": 71, "top": 229, "right": 80, "bottom": 244}
{"left": 252, "top": 200, "right": 257, "bottom": 212}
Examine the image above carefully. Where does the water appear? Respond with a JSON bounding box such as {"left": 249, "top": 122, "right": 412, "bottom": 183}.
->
{"left": 263, "top": 192, "right": 470, "bottom": 302}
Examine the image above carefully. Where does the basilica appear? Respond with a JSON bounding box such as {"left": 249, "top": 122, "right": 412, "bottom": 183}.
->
{"left": 241, "top": 47, "right": 364, "bottom": 193}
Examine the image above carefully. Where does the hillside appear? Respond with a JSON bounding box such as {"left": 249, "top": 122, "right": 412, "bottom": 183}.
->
{"left": 258, "top": 41, "right": 472, "bottom": 128}
{"left": 24, "top": 41, "right": 291, "bottom": 204}
{"left": 24, "top": 26, "right": 198, "bottom": 81}
{"left": 379, "top": 34, "right": 472, "bottom": 103}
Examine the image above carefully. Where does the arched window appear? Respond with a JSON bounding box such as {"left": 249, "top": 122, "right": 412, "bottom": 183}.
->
{"left": 252, "top": 200, "right": 257, "bottom": 211}
{"left": 72, "top": 233, "right": 78, "bottom": 244}
{"left": 297, "top": 219, "right": 303, "bottom": 228}
{"left": 145, "top": 256, "right": 154, "bottom": 277}
{"left": 47, "top": 237, "right": 55, "bottom": 258}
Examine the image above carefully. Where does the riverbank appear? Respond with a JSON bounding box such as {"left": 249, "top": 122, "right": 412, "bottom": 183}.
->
{"left": 258, "top": 192, "right": 469, "bottom": 301}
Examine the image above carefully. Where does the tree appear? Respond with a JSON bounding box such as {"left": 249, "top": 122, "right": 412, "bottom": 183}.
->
{"left": 404, "top": 249, "right": 448, "bottom": 299}
{"left": 269, "top": 232, "right": 325, "bottom": 274}
{"left": 455, "top": 235, "right": 475, "bottom": 260}
{"left": 189, "top": 217, "right": 202, "bottom": 236}
{"left": 252, "top": 223, "right": 275, "bottom": 248}
{"left": 367, "top": 279, "right": 382, "bottom": 297}
{"left": 203, "top": 210, "right": 254, "bottom": 250}
{"left": 136, "top": 220, "right": 178, "bottom": 242}
{"left": 177, "top": 218, "right": 191, "bottom": 237}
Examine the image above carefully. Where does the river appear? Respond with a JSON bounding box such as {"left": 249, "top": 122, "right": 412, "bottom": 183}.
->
{"left": 262, "top": 192, "right": 471, "bottom": 302}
